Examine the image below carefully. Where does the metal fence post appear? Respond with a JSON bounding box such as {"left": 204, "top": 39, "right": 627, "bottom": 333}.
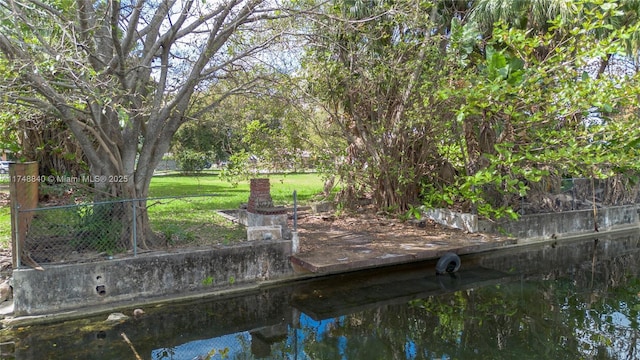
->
{"left": 132, "top": 200, "right": 137, "bottom": 257}
{"left": 291, "top": 190, "right": 299, "bottom": 254}
{"left": 571, "top": 178, "right": 576, "bottom": 210}
{"left": 293, "top": 190, "right": 298, "bottom": 232}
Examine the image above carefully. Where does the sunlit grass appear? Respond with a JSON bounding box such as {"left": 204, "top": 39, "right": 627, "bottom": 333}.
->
{"left": 148, "top": 172, "right": 326, "bottom": 247}
{"left": 0, "top": 207, "right": 10, "bottom": 249}
{"left": 148, "top": 172, "right": 325, "bottom": 208}
{"left": 146, "top": 196, "right": 247, "bottom": 247}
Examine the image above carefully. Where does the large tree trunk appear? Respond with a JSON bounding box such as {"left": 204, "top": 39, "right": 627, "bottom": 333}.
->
{"left": 0, "top": 0, "right": 279, "bottom": 250}
{"left": 83, "top": 116, "right": 177, "bottom": 250}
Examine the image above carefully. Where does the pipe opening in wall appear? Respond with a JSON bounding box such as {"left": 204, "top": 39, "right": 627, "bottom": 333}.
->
{"left": 96, "top": 285, "right": 106, "bottom": 296}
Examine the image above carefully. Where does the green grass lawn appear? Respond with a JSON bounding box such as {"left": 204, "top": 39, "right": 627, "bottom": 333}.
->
{"left": 0, "top": 207, "right": 10, "bottom": 249}
{"left": 149, "top": 172, "right": 325, "bottom": 207}
{"left": 147, "top": 172, "right": 326, "bottom": 247}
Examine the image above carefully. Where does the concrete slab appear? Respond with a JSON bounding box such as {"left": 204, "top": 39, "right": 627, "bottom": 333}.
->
{"left": 290, "top": 231, "right": 516, "bottom": 274}
{"left": 424, "top": 208, "right": 478, "bottom": 232}
{"left": 290, "top": 205, "right": 639, "bottom": 275}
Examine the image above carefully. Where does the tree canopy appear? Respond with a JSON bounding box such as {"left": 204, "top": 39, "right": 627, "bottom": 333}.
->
{"left": 2, "top": 0, "right": 640, "bottom": 240}
{"left": 300, "top": 0, "right": 640, "bottom": 218}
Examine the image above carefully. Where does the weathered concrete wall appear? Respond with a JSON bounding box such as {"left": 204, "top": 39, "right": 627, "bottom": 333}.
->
{"left": 247, "top": 225, "right": 282, "bottom": 241}
{"left": 12, "top": 240, "right": 293, "bottom": 316}
{"left": 478, "top": 205, "right": 638, "bottom": 241}
{"left": 424, "top": 208, "right": 478, "bottom": 233}
{"left": 238, "top": 209, "right": 291, "bottom": 239}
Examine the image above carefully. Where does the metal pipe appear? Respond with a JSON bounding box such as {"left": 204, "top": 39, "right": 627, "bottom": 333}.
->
{"left": 293, "top": 190, "right": 298, "bottom": 232}
{"left": 132, "top": 201, "right": 137, "bottom": 257}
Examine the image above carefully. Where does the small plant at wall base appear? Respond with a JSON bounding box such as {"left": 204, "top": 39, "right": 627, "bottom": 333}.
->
{"left": 402, "top": 205, "right": 423, "bottom": 221}
{"left": 202, "top": 276, "right": 214, "bottom": 286}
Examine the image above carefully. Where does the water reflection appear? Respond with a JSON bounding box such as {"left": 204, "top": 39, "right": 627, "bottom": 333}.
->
{"left": 3, "top": 231, "right": 640, "bottom": 359}
{"left": 151, "top": 332, "right": 251, "bottom": 359}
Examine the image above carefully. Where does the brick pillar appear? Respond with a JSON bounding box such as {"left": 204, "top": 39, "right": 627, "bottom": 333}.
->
{"left": 247, "top": 178, "right": 273, "bottom": 213}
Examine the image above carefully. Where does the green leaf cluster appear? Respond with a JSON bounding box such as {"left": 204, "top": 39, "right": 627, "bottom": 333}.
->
{"left": 301, "top": 0, "right": 640, "bottom": 219}
{"left": 418, "top": 0, "right": 640, "bottom": 219}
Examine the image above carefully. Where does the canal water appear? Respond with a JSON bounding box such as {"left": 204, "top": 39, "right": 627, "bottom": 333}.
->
{"left": 2, "top": 230, "right": 640, "bottom": 359}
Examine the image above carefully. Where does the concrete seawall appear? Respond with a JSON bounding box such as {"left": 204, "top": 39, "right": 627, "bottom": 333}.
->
{"left": 426, "top": 205, "right": 638, "bottom": 241}
{"left": 9, "top": 204, "right": 640, "bottom": 319}
{"left": 12, "top": 240, "right": 293, "bottom": 316}
{"left": 478, "top": 205, "right": 638, "bottom": 241}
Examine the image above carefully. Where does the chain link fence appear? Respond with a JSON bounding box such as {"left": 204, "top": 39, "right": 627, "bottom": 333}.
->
{"left": 18, "top": 199, "right": 134, "bottom": 266}
{"left": 15, "top": 194, "right": 241, "bottom": 268}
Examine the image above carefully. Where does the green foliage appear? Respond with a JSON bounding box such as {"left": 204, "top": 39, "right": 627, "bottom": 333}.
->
{"left": 174, "top": 149, "right": 212, "bottom": 174}
{"left": 243, "top": 120, "right": 273, "bottom": 153}
{"left": 172, "top": 121, "right": 222, "bottom": 173}
{"left": 0, "top": 110, "right": 22, "bottom": 155}
{"left": 219, "top": 150, "right": 252, "bottom": 185}
{"left": 448, "top": 18, "right": 481, "bottom": 67}
{"left": 202, "top": 276, "right": 214, "bottom": 286}
{"left": 419, "top": 0, "right": 640, "bottom": 219}
{"left": 234, "top": 98, "right": 311, "bottom": 173}
{"left": 0, "top": 207, "right": 10, "bottom": 249}
{"left": 483, "top": 46, "right": 525, "bottom": 85}
{"left": 402, "top": 204, "right": 422, "bottom": 221}
{"left": 302, "top": 0, "right": 453, "bottom": 212}
{"left": 181, "top": 73, "right": 316, "bottom": 185}
{"left": 295, "top": 0, "right": 640, "bottom": 220}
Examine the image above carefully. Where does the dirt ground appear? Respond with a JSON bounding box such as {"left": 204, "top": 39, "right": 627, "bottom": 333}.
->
{"left": 293, "top": 206, "right": 498, "bottom": 255}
